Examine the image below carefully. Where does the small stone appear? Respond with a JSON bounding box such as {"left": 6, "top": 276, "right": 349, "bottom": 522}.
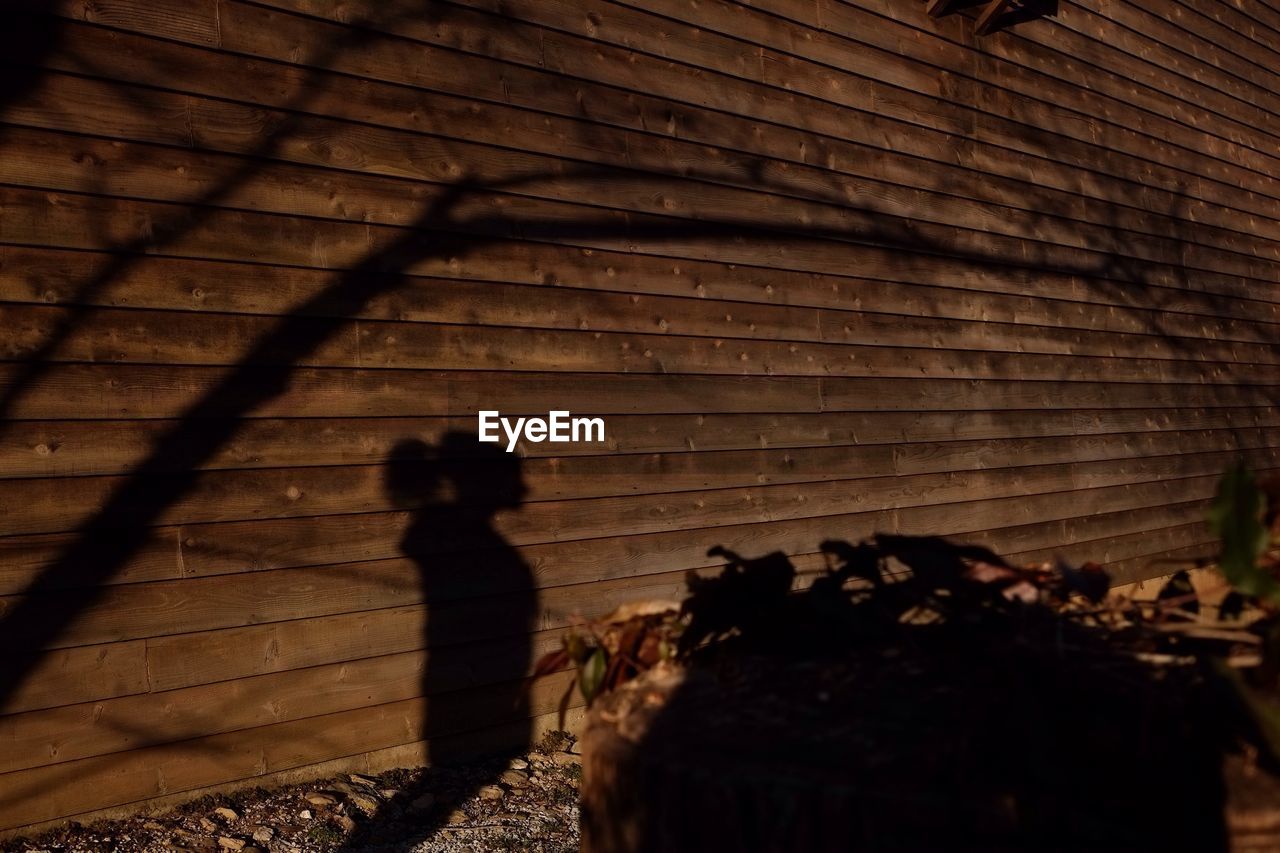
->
{"left": 379, "top": 788, "right": 401, "bottom": 799}
{"left": 410, "top": 792, "right": 436, "bottom": 811}
{"left": 478, "top": 784, "right": 505, "bottom": 801}
{"left": 217, "top": 838, "right": 246, "bottom": 851}
{"left": 334, "top": 814, "right": 356, "bottom": 832}
{"left": 508, "top": 757, "right": 529, "bottom": 770}
{"left": 551, "top": 752, "right": 581, "bottom": 767}
{"left": 568, "top": 740, "right": 583, "bottom": 755}
{"left": 305, "top": 792, "right": 338, "bottom": 806}
{"left": 213, "top": 807, "right": 239, "bottom": 822}
{"left": 251, "top": 827, "right": 274, "bottom": 844}
{"left": 499, "top": 769, "right": 529, "bottom": 788}
{"left": 299, "top": 809, "right": 313, "bottom": 820}
{"left": 349, "top": 773, "right": 379, "bottom": 787}
{"left": 199, "top": 818, "right": 218, "bottom": 832}
{"left": 445, "top": 808, "right": 469, "bottom": 825}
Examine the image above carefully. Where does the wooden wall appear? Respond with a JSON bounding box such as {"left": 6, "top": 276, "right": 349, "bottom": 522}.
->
{"left": 1, "top": 0, "right": 1278, "bottom": 833}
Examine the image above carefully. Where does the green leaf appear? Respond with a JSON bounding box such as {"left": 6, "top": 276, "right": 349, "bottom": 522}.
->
{"left": 579, "top": 647, "right": 607, "bottom": 705}
{"left": 1209, "top": 463, "right": 1275, "bottom": 601}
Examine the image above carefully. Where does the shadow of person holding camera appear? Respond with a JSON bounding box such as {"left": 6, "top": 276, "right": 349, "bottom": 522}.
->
{"left": 353, "top": 430, "right": 535, "bottom": 845}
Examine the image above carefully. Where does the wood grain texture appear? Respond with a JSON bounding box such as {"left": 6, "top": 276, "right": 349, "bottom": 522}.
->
{"left": 0, "top": 414, "right": 1272, "bottom": 480}
{"left": 234, "top": 0, "right": 1280, "bottom": 237}
{"left": 0, "top": 467, "right": 1243, "bottom": 607}
{"left": 4, "top": 87, "right": 1277, "bottom": 291}
{"left": 0, "top": 439, "right": 1276, "bottom": 539}
{"left": 0, "top": 669, "right": 582, "bottom": 829}
{"left": 0, "top": 0, "right": 1274, "bottom": 833}
{"left": 5, "top": 460, "right": 1272, "bottom": 650}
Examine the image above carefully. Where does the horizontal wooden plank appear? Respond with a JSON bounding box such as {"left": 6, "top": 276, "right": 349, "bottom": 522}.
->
{"left": 21, "top": 17, "right": 1280, "bottom": 294}
{"left": 0, "top": 705, "right": 587, "bottom": 839}
{"left": 1090, "top": 0, "right": 1280, "bottom": 105}
{"left": 2, "top": 149, "right": 1275, "bottom": 334}
{"left": 0, "top": 668, "right": 580, "bottom": 829}
{"left": 12, "top": 54, "right": 1278, "bottom": 271}
{"left": 1104, "top": 541, "right": 1218, "bottom": 587}
{"left": 2, "top": 303, "right": 1272, "bottom": 386}
{"left": 40, "top": 0, "right": 1280, "bottom": 234}
{"left": 4, "top": 187, "right": 1276, "bottom": 334}
{"left": 0, "top": 465, "right": 1253, "bottom": 600}
{"left": 0, "top": 429, "right": 1274, "bottom": 538}
{"left": 6, "top": 458, "right": 1268, "bottom": 648}
{"left": 5, "top": 492, "right": 1219, "bottom": 719}
{"left": 139, "top": 495, "right": 1225, "bottom": 686}
{"left": 1010, "top": 522, "right": 1212, "bottom": 572}
{"left": 1, "top": 410, "right": 1278, "bottom": 481}
{"left": 787, "top": 0, "right": 1280, "bottom": 156}
{"left": 7, "top": 244, "right": 1280, "bottom": 351}
{"left": 2, "top": 490, "right": 1215, "bottom": 720}
{"left": 1, "top": 360, "right": 1275, "bottom": 422}
{"left": 0, "top": 627, "right": 568, "bottom": 774}
{"left": 849, "top": 0, "right": 1280, "bottom": 136}
{"left": 3, "top": 422, "right": 1257, "bottom": 597}
{"left": 0, "top": 641, "right": 148, "bottom": 716}
{"left": 5, "top": 88, "right": 1278, "bottom": 294}
{"left": 5, "top": 417, "right": 1274, "bottom": 537}
{"left": 995, "top": 506, "right": 1213, "bottom": 568}
{"left": 689, "top": 0, "right": 1280, "bottom": 206}
{"left": 1169, "top": 0, "right": 1280, "bottom": 40}
{"left": 844, "top": 0, "right": 1280, "bottom": 193}
{"left": 0, "top": 549, "right": 697, "bottom": 653}
{"left": 0, "top": 364, "right": 826, "bottom": 420}
{"left": 0, "top": 508, "right": 1221, "bottom": 775}
{"left": 649, "top": 0, "right": 1280, "bottom": 161}
{"left": 818, "top": 377, "right": 1277, "bottom": 412}
{"left": 1031, "top": 2, "right": 1280, "bottom": 123}
{"left": 0, "top": 149, "right": 1276, "bottom": 365}
{"left": 0, "top": 499, "right": 1215, "bottom": 765}
{"left": 234, "top": 0, "right": 1280, "bottom": 231}
{"left": 60, "top": 0, "right": 220, "bottom": 46}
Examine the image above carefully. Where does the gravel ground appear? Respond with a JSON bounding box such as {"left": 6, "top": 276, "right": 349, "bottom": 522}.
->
{"left": 3, "top": 734, "right": 582, "bottom": 853}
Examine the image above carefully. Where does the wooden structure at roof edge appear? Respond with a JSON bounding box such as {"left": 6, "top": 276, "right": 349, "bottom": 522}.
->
{"left": 0, "top": 0, "right": 1276, "bottom": 835}
{"left": 929, "top": 0, "right": 1054, "bottom": 35}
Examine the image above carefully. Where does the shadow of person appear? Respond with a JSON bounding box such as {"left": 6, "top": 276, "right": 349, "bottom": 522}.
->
{"left": 347, "top": 431, "right": 536, "bottom": 847}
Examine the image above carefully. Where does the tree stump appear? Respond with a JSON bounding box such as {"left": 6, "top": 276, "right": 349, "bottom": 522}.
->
{"left": 580, "top": 662, "right": 897, "bottom": 853}
{"left": 580, "top": 648, "right": 1255, "bottom": 852}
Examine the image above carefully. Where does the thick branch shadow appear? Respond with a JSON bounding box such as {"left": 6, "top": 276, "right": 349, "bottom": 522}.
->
{"left": 0, "top": 0, "right": 440, "bottom": 432}
{"left": 4, "top": 149, "right": 1262, "bottom": 705}
{"left": 0, "top": 8, "right": 61, "bottom": 111}
{"left": 0, "top": 178, "right": 473, "bottom": 699}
